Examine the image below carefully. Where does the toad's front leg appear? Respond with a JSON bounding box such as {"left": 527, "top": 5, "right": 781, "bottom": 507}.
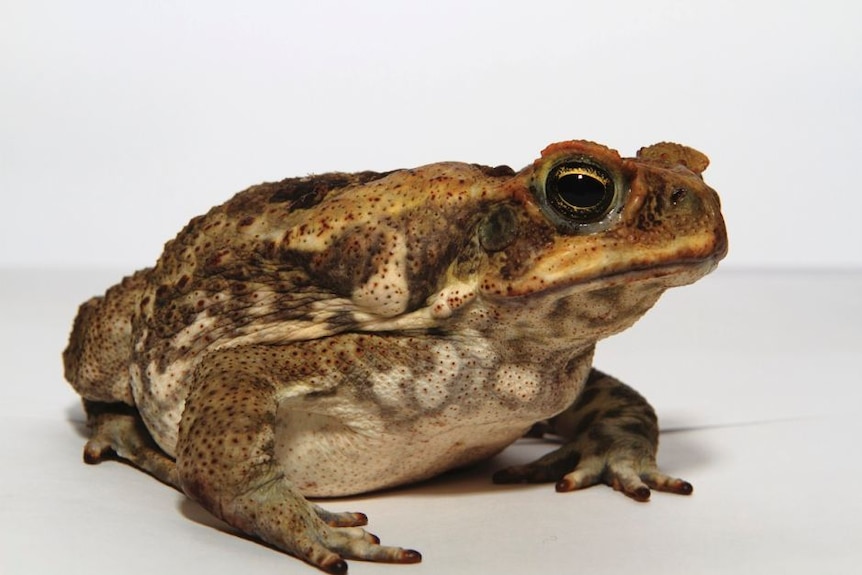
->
{"left": 176, "top": 347, "right": 420, "bottom": 574}
{"left": 493, "top": 369, "right": 692, "bottom": 501}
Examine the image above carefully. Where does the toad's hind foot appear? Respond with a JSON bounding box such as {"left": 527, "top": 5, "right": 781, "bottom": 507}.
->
{"left": 81, "top": 400, "right": 179, "bottom": 488}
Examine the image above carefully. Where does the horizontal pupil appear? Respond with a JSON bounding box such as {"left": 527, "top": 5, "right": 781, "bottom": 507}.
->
{"left": 557, "top": 173, "right": 606, "bottom": 209}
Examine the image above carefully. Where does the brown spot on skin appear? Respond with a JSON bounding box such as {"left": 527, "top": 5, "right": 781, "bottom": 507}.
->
{"left": 155, "top": 284, "right": 169, "bottom": 300}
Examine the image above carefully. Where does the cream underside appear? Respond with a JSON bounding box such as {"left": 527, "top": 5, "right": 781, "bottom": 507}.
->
{"left": 268, "top": 337, "right": 587, "bottom": 497}
{"left": 273, "top": 408, "right": 534, "bottom": 497}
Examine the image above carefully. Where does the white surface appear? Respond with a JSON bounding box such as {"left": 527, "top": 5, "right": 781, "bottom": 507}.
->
{"left": 1, "top": 268, "right": 860, "bottom": 575}
{"left": 2, "top": 0, "right": 861, "bottom": 268}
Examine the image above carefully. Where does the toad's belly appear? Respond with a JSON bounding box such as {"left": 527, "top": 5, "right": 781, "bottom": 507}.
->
{"left": 273, "top": 410, "right": 533, "bottom": 497}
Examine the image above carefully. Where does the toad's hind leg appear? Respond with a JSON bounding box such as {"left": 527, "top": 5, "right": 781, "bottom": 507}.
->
{"left": 176, "top": 346, "right": 420, "bottom": 574}
{"left": 81, "top": 400, "right": 180, "bottom": 488}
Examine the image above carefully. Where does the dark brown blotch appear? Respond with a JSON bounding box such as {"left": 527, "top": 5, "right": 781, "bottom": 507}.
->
{"left": 586, "top": 426, "right": 614, "bottom": 453}
{"left": 473, "top": 164, "right": 516, "bottom": 178}
{"left": 267, "top": 171, "right": 396, "bottom": 209}
{"left": 571, "top": 409, "right": 599, "bottom": 437}
{"left": 609, "top": 384, "right": 643, "bottom": 403}
{"left": 498, "top": 219, "right": 555, "bottom": 280}
{"left": 620, "top": 421, "right": 653, "bottom": 439}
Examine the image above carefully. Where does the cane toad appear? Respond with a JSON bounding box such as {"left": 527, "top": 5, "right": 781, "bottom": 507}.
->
{"left": 63, "top": 140, "right": 727, "bottom": 573}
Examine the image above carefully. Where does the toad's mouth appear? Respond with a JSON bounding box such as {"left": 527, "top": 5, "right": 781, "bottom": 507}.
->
{"left": 483, "top": 245, "right": 726, "bottom": 305}
{"left": 484, "top": 222, "right": 728, "bottom": 300}
{"left": 580, "top": 255, "right": 722, "bottom": 291}
{"left": 571, "top": 266, "right": 714, "bottom": 309}
{"left": 579, "top": 228, "right": 729, "bottom": 292}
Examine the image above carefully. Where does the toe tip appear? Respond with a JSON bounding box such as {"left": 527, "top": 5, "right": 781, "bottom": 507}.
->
{"left": 322, "top": 558, "right": 349, "bottom": 575}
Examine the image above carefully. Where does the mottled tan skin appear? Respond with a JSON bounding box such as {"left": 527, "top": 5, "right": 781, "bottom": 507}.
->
{"left": 64, "top": 140, "right": 727, "bottom": 573}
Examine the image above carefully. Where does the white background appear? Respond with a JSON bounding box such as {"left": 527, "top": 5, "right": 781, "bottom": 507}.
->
{"left": 3, "top": 3, "right": 862, "bottom": 575}
{"left": 3, "top": 0, "right": 861, "bottom": 269}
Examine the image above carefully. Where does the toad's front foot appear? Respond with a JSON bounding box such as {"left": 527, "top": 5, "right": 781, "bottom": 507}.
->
{"left": 493, "top": 442, "right": 692, "bottom": 501}
{"left": 308, "top": 505, "right": 422, "bottom": 574}
{"left": 183, "top": 473, "right": 421, "bottom": 574}
{"left": 289, "top": 505, "right": 422, "bottom": 574}
{"left": 493, "top": 369, "right": 693, "bottom": 502}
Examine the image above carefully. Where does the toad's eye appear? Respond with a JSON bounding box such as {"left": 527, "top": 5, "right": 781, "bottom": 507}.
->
{"left": 545, "top": 162, "right": 617, "bottom": 224}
